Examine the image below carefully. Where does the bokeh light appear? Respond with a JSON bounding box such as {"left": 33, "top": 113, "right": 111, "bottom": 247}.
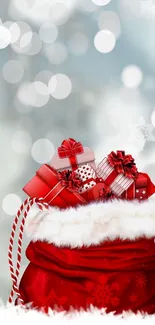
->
{"left": 151, "top": 110, "right": 155, "bottom": 127}
{"left": 44, "top": 42, "right": 68, "bottom": 64}
{"left": 31, "top": 138, "right": 55, "bottom": 164}
{"left": 68, "top": 32, "right": 89, "bottom": 55}
{"left": 119, "top": 0, "right": 141, "bottom": 19}
{"left": 26, "top": 33, "right": 42, "bottom": 55}
{"left": 48, "top": 74, "right": 72, "bottom": 100}
{"left": 79, "top": 0, "right": 98, "bottom": 12}
{"left": 10, "top": 21, "right": 32, "bottom": 53}
{"left": 98, "top": 11, "right": 121, "bottom": 39}
{"left": 17, "top": 81, "right": 50, "bottom": 107}
{"left": 39, "top": 22, "right": 58, "bottom": 44}
{"left": 10, "top": 23, "right": 42, "bottom": 56}
{"left": 3, "top": 21, "right": 20, "bottom": 44}
{"left": 11, "top": 130, "right": 32, "bottom": 154}
{"left": 49, "top": 3, "right": 69, "bottom": 26}
{"left": 2, "top": 60, "right": 24, "bottom": 84}
{"left": 94, "top": 30, "right": 116, "bottom": 53}
{"left": 121, "top": 65, "right": 143, "bottom": 88}
{"left": 82, "top": 92, "right": 96, "bottom": 107}
{"left": 2, "top": 194, "right": 22, "bottom": 216}
{"left": 34, "top": 70, "right": 53, "bottom": 85}
{"left": 92, "top": 0, "right": 112, "bottom": 6}
{"left": 0, "top": 25, "right": 11, "bottom": 49}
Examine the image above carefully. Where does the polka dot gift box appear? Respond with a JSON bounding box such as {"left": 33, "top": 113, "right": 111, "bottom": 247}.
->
{"left": 75, "top": 163, "right": 96, "bottom": 193}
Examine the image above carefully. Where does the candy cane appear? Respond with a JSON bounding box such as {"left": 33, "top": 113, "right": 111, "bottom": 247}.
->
{"left": 8, "top": 197, "right": 49, "bottom": 306}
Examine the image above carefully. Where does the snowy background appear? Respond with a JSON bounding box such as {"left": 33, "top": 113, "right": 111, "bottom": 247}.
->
{"left": 0, "top": 0, "right": 155, "bottom": 303}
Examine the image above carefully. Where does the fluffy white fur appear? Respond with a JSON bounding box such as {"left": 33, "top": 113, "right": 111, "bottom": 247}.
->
{"left": 1, "top": 305, "right": 155, "bottom": 324}
{"left": 25, "top": 198, "right": 155, "bottom": 247}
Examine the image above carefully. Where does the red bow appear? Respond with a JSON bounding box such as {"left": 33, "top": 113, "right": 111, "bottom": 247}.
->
{"left": 58, "top": 138, "right": 84, "bottom": 158}
{"left": 97, "top": 181, "right": 115, "bottom": 200}
{"left": 58, "top": 170, "right": 82, "bottom": 192}
{"left": 107, "top": 151, "right": 138, "bottom": 179}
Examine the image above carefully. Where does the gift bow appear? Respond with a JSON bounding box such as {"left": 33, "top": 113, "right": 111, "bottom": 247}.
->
{"left": 107, "top": 150, "right": 138, "bottom": 179}
{"left": 58, "top": 170, "right": 82, "bottom": 192}
{"left": 58, "top": 138, "right": 84, "bottom": 158}
{"left": 96, "top": 180, "right": 116, "bottom": 200}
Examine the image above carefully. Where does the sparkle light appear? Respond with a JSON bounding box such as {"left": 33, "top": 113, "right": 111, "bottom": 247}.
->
{"left": 94, "top": 30, "right": 116, "bottom": 53}
{"left": 121, "top": 65, "right": 143, "bottom": 88}
{"left": 2, "top": 60, "right": 24, "bottom": 84}
{"left": 48, "top": 74, "right": 72, "bottom": 100}
{"left": 11, "top": 130, "right": 32, "bottom": 154}
{"left": 31, "top": 138, "right": 55, "bottom": 164}
{"left": 0, "top": 25, "right": 11, "bottom": 49}
{"left": 49, "top": 2, "right": 69, "bottom": 26}
{"left": 68, "top": 32, "right": 89, "bottom": 55}
{"left": 17, "top": 81, "right": 50, "bottom": 107}
{"left": 44, "top": 42, "right": 68, "bottom": 64}
{"left": 98, "top": 11, "right": 121, "bottom": 39}
{"left": 2, "top": 194, "right": 22, "bottom": 216}
{"left": 92, "top": 0, "right": 111, "bottom": 6}
{"left": 39, "top": 22, "right": 58, "bottom": 44}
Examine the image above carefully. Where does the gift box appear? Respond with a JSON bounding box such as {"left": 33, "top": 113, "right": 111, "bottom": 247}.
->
{"left": 82, "top": 181, "right": 116, "bottom": 203}
{"left": 23, "top": 164, "right": 87, "bottom": 209}
{"left": 75, "top": 164, "right": 97, "bottom": 193}
{"left": 96, "top": 150, "right": 138, "bottom": 197}
{"left": 122, "top": 172, "right": 155, "bottom": 200}
{"left": 50, "top": 138, "right": 96, "bottom": 172}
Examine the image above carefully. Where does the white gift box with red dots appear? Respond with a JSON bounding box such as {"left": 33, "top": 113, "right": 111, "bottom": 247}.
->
{"left": 75, "top": 164, "right": 97, "bottom": 193}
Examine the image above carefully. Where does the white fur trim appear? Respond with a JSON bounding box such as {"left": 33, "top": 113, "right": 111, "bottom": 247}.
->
{"left": 1, "top": 305, "right": 155, "bottom": 324}
{"left": 25, "top": 199, "right": 155, "bottom": 247}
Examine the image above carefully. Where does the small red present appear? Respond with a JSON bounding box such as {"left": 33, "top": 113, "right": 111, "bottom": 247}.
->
{"left": 81, "top": 179, "right": 116, "bottom": 203}
{"left": 50, "top": 138, "right": 96, "bottom": 172}
{"left": 23, "top": 164, "right": 87, "bottom": 209}
{"left": 96, "top": 150, "right": 138, "bottom": 197}
{"left": 122, "top": 172, "right": 155, "bottom": 200}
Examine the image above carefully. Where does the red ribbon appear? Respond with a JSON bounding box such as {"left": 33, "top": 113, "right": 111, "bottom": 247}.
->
{"left": 58, "top": 138, "right": 84, "bottom": 171}
{"left": 107, "top": 150, "right": 138, "bottom": 179}
{"left": 40, "top": 166, "right": 86, "bottom": 205}
{"left": 58, "top": 170, "right": 82, "bottom": 192}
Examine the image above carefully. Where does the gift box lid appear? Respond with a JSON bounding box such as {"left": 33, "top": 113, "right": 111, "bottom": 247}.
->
{"left": 50, "top": 146, "right": 95, "bottom": 170}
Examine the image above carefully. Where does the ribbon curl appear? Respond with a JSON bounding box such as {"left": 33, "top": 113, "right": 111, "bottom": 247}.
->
{"left": 107, "top": 151, "right": 138, "bottom": 179}
{"left": 58, "top": 170, "right": 82, "bottom": 192}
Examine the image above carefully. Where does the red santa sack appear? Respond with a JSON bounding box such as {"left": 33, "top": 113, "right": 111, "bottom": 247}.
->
{"left": 9, "top": 198, "right": 155, "bottom": 315}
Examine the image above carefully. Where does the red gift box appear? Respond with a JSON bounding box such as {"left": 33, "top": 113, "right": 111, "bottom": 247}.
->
{"left": 82, "top": 180, "right": 115, "bottom": 203}
{"left": 23, "top": 165, "right": 87, "bottom": 209}
{"left": 122, "top": 172, "right": 155, "bottom": 200}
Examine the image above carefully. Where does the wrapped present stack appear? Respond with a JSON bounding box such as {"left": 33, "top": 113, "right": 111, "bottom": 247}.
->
{"left": 23, "top": 138, "right": 155, "bottom": 208}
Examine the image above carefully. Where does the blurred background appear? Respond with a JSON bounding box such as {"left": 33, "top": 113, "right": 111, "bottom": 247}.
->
{"left": 0, "top": 0, "right": 155, "bottom": 302}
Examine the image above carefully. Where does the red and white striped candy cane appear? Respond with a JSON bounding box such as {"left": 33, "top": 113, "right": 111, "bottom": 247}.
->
{"left": 8, "top": 197, "right": 49, "bottom": 306}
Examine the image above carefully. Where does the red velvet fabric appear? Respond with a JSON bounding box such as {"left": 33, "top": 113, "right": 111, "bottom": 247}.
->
{"left": 19, "top": 238, "right": 155, "bottom": 314}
